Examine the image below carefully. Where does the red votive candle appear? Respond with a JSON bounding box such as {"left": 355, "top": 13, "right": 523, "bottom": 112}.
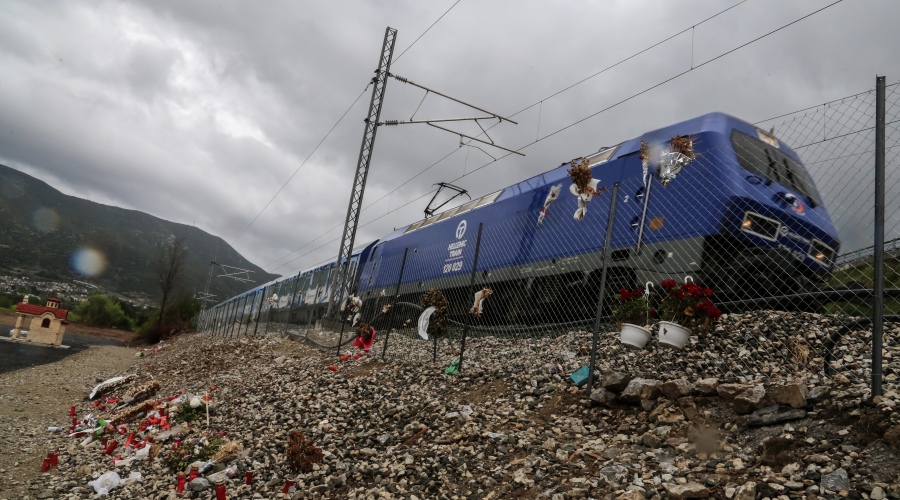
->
{"left": 176, "top": 472, "right": 186, "bottom": 494}
{"left": 50, "top": 452, "right": 58, "bottom": 468}
{"left": 214, "top": 483, "right": 227, "bottom": 500}
{"left": 125, "top": 432, "right": 135, "bottom": 447}
{"left": 41, "top": 458, "right": 51, "bottom": 472}
{"left": 69, "top": 406, "right": 76, "bottom": 417}
{"left": 244, "top": 471, "right": 253, "bottom": 485}
{"left": 282, "top": 479, "right": 295, "bottom": 494}
{"left": 72, "top": 417, "right": 78, "bottom": 425}
{"left": 101, "top": 436, "right": 108, "bottom": 447}
{"left": 173, "top": 438, "right": 181, "bottom": 450}
{"left": 188, "top": 465, "right": 199, "bottom": 481}
{"left": 103, "top": 440, "right": 118, "bottom": 455}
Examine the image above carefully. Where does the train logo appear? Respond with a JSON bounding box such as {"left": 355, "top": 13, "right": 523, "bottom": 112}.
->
{"left": 779, "top": 192, "right": 805, "bottom": 215}
{"left": 456, "top": 220, "right": 467, "bottom": 239}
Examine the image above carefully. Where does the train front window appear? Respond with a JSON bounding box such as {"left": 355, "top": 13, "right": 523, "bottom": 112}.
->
{"left": 731, "top": 130, "right": 821, "bottom": 206}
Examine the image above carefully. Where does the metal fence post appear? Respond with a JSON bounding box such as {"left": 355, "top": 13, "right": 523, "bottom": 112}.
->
{"left": 586, "top": 183, "right": 620, "bottom": 396}
{"left": 873, "top": 75, "right": 886, "bottom": 397}
{"left": 382, "top": 248, "right": 409, "bottom": 360}
{"left": 458, "top": 223, "right": 484, "bottom": 372}
{"left": 285, "top": 271, "right": 303, "bottom": 336}
{"left": 252, "top": 290, "right": 266, "bottom": 336}
{"left": 241, "top": 295, "right": 253, "bottom": 337}
{"left": 228, "top": 297, "right": 243, "bottom": 338}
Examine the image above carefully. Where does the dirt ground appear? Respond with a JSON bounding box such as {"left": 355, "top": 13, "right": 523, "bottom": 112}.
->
{"left": 0, "top": 311, "right": 142, "bottom": 498}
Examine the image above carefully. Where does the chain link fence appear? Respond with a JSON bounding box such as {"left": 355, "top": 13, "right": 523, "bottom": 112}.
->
{"left": 198, "top": 78, "right": 899, "bottom": 395}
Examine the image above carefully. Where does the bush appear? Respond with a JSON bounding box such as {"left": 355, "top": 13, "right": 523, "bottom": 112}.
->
{"left": 72, "top": 294, "right": 134, "bottom": 330}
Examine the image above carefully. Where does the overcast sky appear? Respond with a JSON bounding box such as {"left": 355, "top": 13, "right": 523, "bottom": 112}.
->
{"left": 1, "top": 0, "right": 897, "bottom": 278}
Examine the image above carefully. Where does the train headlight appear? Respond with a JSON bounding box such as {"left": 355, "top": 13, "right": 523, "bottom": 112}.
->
{"left": 809, "top": 239, "right": 835, "bottom": 267}
{"left": 741, "top": 212, "right": 780, "bottom": 242}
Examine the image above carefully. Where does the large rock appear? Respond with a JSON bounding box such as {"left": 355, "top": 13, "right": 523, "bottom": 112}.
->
{"left": 187, "top": 478, "right": 212, "bottom": 491}
{"left": 767, "top": 381, "right": 808, "bottom": 408}
{"left": 590, "top": 388, "right": 617, "bottom": 406}
{"left": 660, "top": 379, "right": 692, "bottom": 400}
{"left": 620, "top": 378, "right": 661, "bottom": 403}
{"left": 820, "top": 468, "right": 850, "bottom": 492}
{"left": 738, "top": 405, "right": 807, "bottom": 427}
{"left": 733, "top": 385, "right": 769, "bottom": 414}
{"left": 677, "top": 397, "right": 700, "bottom": 421}
{"left": 692, "top": 378, "right": 719, "bottom": 395}
{"left": 617, "top": 488, "right": 646, "bottom": 499}
{"left": 663, "top": 482, "right": 709, "bottom": 499}
{"left": 733, "top": 482, "right": 756, "bottom": 500}
{"left": 650, "top": 404, "right": 685, "bottom": 424}
{"left": 717, "top": 383, "right": 752, "bottom": 399}
{"left": 807, "top": 385, "right": 831, "bottom": 403}
{"left": 600, "top": 371, "right": 634, "bottom": 392}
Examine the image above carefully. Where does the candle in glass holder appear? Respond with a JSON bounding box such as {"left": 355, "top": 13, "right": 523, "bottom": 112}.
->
{"left": 49, "top": 451, "right": 58, "bottom": 468}
{"left": 41, "top": 458, "right": 51, "bottom": 472}
{"left": 125, "top": 432, "right": 135, "bottom": 448}
{"left": 173, "top": 438, "right": 181, "bottom": 450}
{"left": 69, "top": 406, "right": 76, "bottom": 417}
{"left": 244, "top": 471, "right": 253, "bottom": 485}
{"left": 282, "top": 480, "right": 295, "bottom": 494}
{"left": 176, "top": 472, "right": 186, "bottom": 494}
{"left": 214, "top": 483, "right": 227, "bottom": 500}
{"left": 101, "top": 437, "right": 108, "bottom": 447}
{"left": 188, "top": 465, "right": 199, "bottom": 481}
{"left": 103, "top": 440, "right": 118, "bottom": 455}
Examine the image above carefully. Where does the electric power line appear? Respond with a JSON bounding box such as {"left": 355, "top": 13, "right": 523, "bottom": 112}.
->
{"left": 263, "top": 0, "right": 753, "bottom": 271}
{"left": 394, "top": 0, "right": 462, "bottom": 63}
{"left": 242, "top": 3, "right": 465, "bottom": 260}
{"left": 267, "top": 0, "right": 845, "bottom": 274}
{"left": 233, "top": 84, "right": 371, "bottom": 244}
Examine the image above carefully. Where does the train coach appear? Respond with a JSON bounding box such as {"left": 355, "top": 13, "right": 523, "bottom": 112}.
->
{"left": 228, "top": 112, "right": 841, "bottom": 330}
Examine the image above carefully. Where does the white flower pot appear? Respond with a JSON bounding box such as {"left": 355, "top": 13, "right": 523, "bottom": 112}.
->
{"left": 619, "top": 323, "right": 652, "bottom": 349}
{"left": 658, "top": 321, "right": 692, "bottom": 349}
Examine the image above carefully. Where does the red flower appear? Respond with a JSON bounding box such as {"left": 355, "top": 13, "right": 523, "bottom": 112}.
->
{"left": 657, "top": 280, "right": 721, "bottom": 329}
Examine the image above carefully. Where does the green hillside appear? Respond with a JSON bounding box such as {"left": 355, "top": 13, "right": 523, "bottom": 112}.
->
{"left": 0, "top": 164, "right": 279, "bottom": 303}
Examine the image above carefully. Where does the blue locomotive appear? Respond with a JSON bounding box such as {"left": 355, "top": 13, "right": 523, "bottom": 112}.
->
{"left": 221, "top": 112, "right": 840, "bottom": 328}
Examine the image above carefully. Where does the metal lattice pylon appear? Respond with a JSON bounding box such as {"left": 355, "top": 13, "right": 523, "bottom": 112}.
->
{"left": 326, "top": 27, "right": 397, "bottom": 317}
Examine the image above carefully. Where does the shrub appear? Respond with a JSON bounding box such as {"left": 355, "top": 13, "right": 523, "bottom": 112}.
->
{"left": 72, "top": 294, "right": 133, "bottom": 330}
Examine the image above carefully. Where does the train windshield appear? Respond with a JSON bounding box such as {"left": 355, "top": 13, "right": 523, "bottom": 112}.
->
{"left": 731, "top": 130, "right": 822, "bottom": 206}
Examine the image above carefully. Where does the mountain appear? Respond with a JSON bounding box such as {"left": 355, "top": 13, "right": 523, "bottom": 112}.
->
{"left": 0, "top": 164, "right": 279, "bottom": 304}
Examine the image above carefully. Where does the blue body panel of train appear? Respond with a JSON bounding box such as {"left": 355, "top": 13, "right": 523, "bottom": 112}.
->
{"left": 356, "top": 112, "right": 839, "bottom": 293}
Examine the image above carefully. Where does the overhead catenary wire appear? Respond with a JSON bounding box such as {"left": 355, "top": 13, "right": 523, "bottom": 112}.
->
{"left": 263, "top": 0, "right": 753, "bottom": 272}
{"left": 233, "top": 83, "right": 371, "bottom": 245}
{"left": 268, "top": 0, "right": 846, "bottom": 274}
{"left": 267, "top": 0, "right": 845, "bottom": 274}
{"left": 393, "top": 0, "right": 462, "bottom": 64}
{"left": 236, "top": 2, "right": 463, "bottom": 249}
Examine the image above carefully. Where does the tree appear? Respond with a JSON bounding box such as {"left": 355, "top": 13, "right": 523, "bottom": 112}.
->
{"left": 155, "top": 235, "right": 188, "bottom": 327}
{"left": 73, "top": 294, "right": 133, "bottom": 329}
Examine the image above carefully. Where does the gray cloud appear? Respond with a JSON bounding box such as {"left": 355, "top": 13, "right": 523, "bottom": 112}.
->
{"left": 0, "top": 0, "right": 897, "bottom": 280}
